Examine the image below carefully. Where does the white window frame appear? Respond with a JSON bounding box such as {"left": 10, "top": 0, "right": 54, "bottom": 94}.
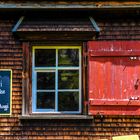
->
{"left": 32, "top": 46, "right": 82, "bottom": 114}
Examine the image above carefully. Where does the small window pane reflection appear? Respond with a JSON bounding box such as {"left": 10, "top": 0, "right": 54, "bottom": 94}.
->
{"left": 35, "top": 49, "right": 56, "bottom": 67}
{"left": 37, "top": 92, "right": 55, "bottom": 109}
{"left": 58, "top": 49, "right": 79, "bottom": 66}
{"left": 58, "top": 92, "right": 79, "bottom": 111}
{"left": 37, "top": 72, "right": 55, "bottom": 90}
{"left": 58, "top": 70, "right": 79, "bottom": 89}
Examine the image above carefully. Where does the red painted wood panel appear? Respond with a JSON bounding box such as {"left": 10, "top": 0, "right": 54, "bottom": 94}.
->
{"left": 88, "top": 41, "right": 140, "bottom": 115}
{"left": 89, "top": 41, "right": 140, "bottom": 56}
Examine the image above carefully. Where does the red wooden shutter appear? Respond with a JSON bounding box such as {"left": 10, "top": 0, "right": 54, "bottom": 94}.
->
{"left": 88, "top": 41, "right": 140, "bottom": 115}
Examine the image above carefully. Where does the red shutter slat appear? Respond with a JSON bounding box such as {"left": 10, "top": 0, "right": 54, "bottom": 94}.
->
{"left": 88, "top": 41, "right": 140, "bottom": 115}
{"left": 89, "top": 41, "right": 140, "bottom": 56}
{"left": 89, "top": 99, "right": 140, "bottom": 106}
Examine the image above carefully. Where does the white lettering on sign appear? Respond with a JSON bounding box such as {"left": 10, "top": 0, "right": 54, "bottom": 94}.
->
{"left": 0, "top": 79, "right": 2, "bottom": 87}
{"left": 0, "top": 104, "right": 9, "bottom": 111}
{"left": 0, "top": 89, "right": 5, "bottom": 94}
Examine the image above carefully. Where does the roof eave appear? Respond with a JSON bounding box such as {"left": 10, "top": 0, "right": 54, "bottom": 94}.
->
{"left": 0, "top": 4, "right": 140, "bottom": 10}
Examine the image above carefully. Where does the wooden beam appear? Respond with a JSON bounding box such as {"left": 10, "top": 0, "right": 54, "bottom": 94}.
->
{"left": 0, "top": 2, "right": 140, "bottom": 10}
{"left": 12, "top": 16, "right": 24, "bottom": 32}
{"left": 20, "top": 115, "right": 94, "bottom": 120}
{"left": 22, "top": 42, "right": 30, "bottom": 116}
{"left": 89, "top": 17, "right": 100, "bottom": 32}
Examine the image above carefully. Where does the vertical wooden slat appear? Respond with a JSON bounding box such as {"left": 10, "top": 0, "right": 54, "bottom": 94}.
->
{"left": 105, "top": 59, "right": 112, "bottom": 99}
{"left": 22, "top": 42, "right": 30, "bottom": 115}
{"left": 82, "top": 42, "right": 88, "bottom": 115}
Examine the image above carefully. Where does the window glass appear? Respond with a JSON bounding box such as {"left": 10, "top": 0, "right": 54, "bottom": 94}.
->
{"left": 37, "top": 92, "right": 55, "bottom": 109}
{"left": 58, "top": 49, "right": 79, "bottom": 66}
{"left": 58, "top": 70, "right": 79, "bottom": 89}
{"left": 35, "top": 49, "right": 56, "bottom": 67}
{"left": 37, "top": 72, "right": 55, "bottom": 90}
{"left": 58, "top": 92, "right": 79, "bottom": 111}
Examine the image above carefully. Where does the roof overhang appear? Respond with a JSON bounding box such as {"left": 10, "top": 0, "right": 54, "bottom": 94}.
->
{"left": 12, "top": 16, "right": 100, "bottom": 41}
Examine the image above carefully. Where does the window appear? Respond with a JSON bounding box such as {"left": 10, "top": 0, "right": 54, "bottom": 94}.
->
{"left": 32, "top": 46, "right": 81, "bottom": 114}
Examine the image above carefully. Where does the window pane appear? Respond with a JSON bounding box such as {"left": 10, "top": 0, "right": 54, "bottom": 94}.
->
{"left": 35, "top": 49, "right": 56, "bottom": 67}
{"left": 37, "top": 92, "right": 55, "bottom": 109}
{"left": 58, "top": 70, "right": 79, "bottom": 89}
{"left": 58, "top": 92, "right": 79, "bottom": 111}
{"left": 37, "top": 72, "right": 55, "bottom": 90}
{"left": 58, "top": 49, "right": 79, "bottom": 66}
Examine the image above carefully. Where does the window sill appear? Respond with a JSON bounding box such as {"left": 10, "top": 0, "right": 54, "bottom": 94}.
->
{"left": 19, "top": 115, "right": 93, "bottom": 120}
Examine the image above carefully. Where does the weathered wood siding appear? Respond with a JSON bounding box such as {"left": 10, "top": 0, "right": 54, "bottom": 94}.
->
{"left": 97, "top": 18, "right": 140, "bottom": 40}
{"left": 0, "top": 14, "right": 140, "bottom": 140}
{"left": 0, "top": 16, "right": 22, "bottom": 139}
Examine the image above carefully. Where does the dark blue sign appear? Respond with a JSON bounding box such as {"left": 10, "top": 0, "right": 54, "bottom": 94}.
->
{"left": 0, "top": 70, "right": 12, "bottom": 115}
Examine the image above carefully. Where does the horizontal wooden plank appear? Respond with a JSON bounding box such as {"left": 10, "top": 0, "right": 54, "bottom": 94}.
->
{"left": 90, "top": 51, "right": 140, "bottom": 56}
{"left": 20, "top": 115, "right": 94, "bottom": 120}
{"left": 88, "top": 41, "right": 140, "bottom": 56}
{"left": 16, "top": 31, "right": 95, "bottom": 41}
{"left": 89, "top": 99, "right": 140, "bottom": 106}
{"left": 89, "top": 106, "right": 140, "bottom": 115}
{"left": 0, "top": 2, "right": 140, "bottom": 10}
